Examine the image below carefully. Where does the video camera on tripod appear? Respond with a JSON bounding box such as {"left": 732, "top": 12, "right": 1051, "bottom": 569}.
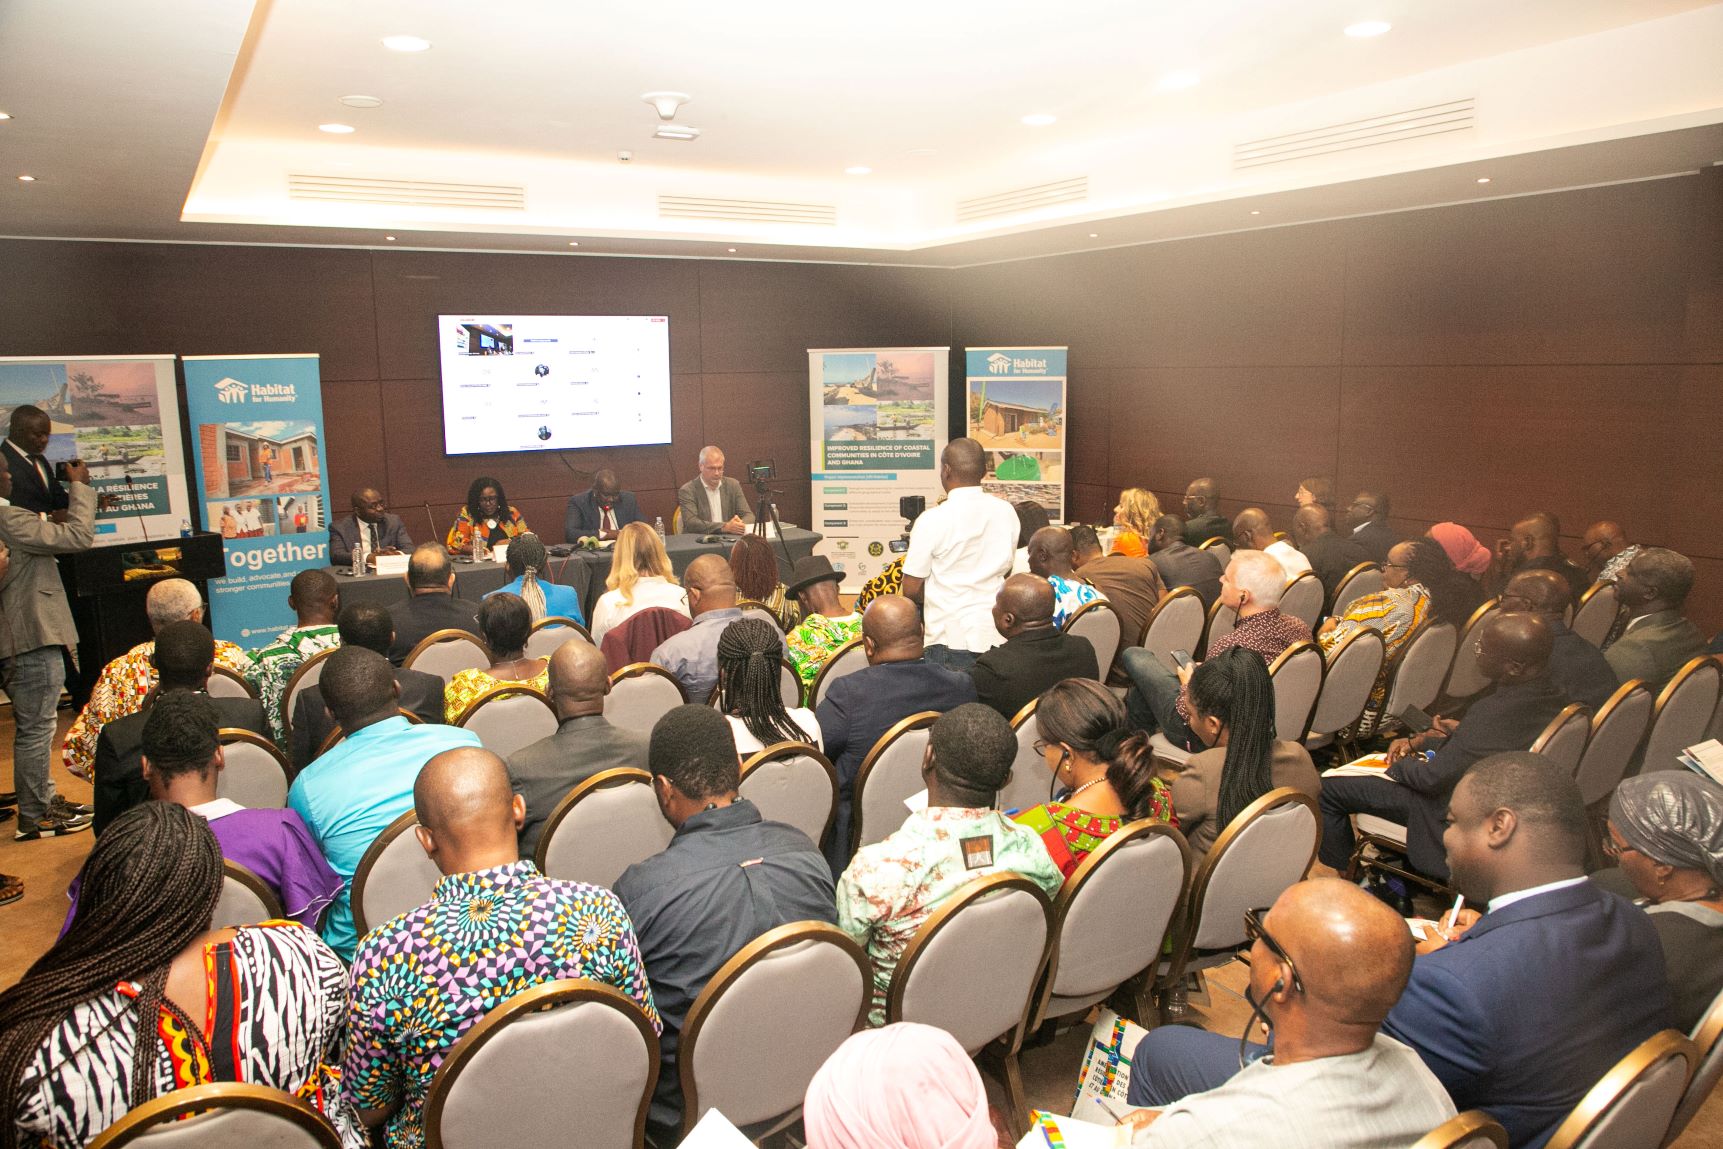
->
{"left": 889, "top": 495, "right": 926, "bottom": 555}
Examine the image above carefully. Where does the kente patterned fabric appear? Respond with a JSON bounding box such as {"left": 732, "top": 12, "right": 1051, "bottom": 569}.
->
{"left": 247, "top": 624, "right": 342, "bottom": 742}
{"left": 441, "top": 666, "right": 550, "bottom": 723}
{"left": 62, "top": 638, "right": 253, "bottom": 779}
{"left": 1013, "top": 791, "right": 1176, "bottom": 879}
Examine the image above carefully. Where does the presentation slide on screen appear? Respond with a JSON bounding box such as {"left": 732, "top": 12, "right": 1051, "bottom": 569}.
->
{"left": 437, "top": 314, "right": 673, "bottom": 455}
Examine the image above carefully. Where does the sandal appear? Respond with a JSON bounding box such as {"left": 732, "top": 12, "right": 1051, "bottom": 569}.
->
{"left": 0, "top": 874, "right": 23, "bottom": 907}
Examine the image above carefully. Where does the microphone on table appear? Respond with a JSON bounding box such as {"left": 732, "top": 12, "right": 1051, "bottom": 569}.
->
{"left": 423, "top": 501, "right": 439, "bottom": 543}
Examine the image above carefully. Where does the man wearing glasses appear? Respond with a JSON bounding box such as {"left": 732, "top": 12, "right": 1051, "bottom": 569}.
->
{"left": 329, "top": 487, "right": 413, "bottom": 570}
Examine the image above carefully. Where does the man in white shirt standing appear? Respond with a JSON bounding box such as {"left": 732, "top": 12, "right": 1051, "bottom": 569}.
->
{"left": 900, "top": 438, "right": 1017, "bottom": 672}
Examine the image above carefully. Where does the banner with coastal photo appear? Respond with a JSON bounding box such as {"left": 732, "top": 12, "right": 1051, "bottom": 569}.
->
{"left": 808, "top": 348, "right": 949, "bottom": 593}
{"left": 0, "top": 355, "right": 192, "bottom": 543}
{"left": 182, "top": 354, "right": 331, "bottom": 647}
{"left": 964, "top": 346, "right": 1068, "bottom": 523}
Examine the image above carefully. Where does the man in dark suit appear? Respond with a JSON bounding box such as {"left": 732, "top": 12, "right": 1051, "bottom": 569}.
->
{"left": 1499, "top": 569, "right": 1618, "bottom": 709}
{"left": 970, "top": 574, "right": 1099, "bottom": 720}
{"left": 92, "top": 621, "right": 269, "bottom": 832}
{"left": 675, "top": 446, "right": 754, "bottom": 535}
{"left": 386, "top": 544, "right": 482, "bottom": 665}
{"left": 564, "top": 468, "right": 643, "bottom": 541}
{"left": 1343, "top": 490, "right": 1400, "bottom": 564}
{"left": 291, "top": 603, "right": 444, "bottom": 774}
{"left": 3, "top": 405, "right": 70, "bottom": 517}
{"left": 1180, "top": 477, "right": 1228, "bottom": 547}
{"left": 1605, "top": 547, "right": 1706, "bottom": 692}
{"left": 328, "top": 487, "right": 413, "bottom": 568}
{"left": 1291, "top": 505, "right": 1370, "bottom": 604}
{"left": 815, "top": 594, "right": 977, "bottom": 874}
{"left": 507, "top": 638, "right": 648, "bottom": 854}
{"left": 1145, "top": 513, "right": 1222, "bottom": 608}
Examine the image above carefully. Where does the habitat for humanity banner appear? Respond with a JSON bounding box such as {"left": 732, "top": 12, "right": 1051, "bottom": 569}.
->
{"left": 182, "top": 355, "right": 330, "bottom": 647}
{"left": 0, "top": 355, "right": 192, "bottom": 543}
{"left": 965, "top": 347, "right": 1068, "bottom": 523}
{"left": 808, "top": 348, "right": 948, "bottom": 593}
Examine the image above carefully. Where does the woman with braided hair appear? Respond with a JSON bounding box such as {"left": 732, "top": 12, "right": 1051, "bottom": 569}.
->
{"left": 718, "top": 616, "right": 822, "bottom": 755}
{"left": 1170, "top": 646, "right": 1321, "bottom": 863}
{"left": 1013, "top": 678, "right": 1177, "bottom": 879}
{"left": 486, "top": 532, "right": 586, "bottom": 626}
{"left": 0, "top": 803, "right": 359, "bottom": 1148}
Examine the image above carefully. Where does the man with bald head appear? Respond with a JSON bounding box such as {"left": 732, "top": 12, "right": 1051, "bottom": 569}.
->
{"left": 386, "top": 542, "right": 481, "bottom": 664}
{"left": 1234, "top": 506, "right": 1311, "bottom": 581}
{"left": 1121, "top": 879, "right": 1455, "bottom": 1144}
{"left": 1493, "top": 513, "right": 1588, "bottom": 601}
{"left": 1180, "top": 478, "right": 1228, "bottom": 547}
{"left": 1581, "top": 520, "right": 1639, "bottom": 584}
{"left": 329, "top": 486, "right": 412, "bottom": 569}
{"left": 507, "top": 637, "right": 649, "bottom": 853}
{"left": 1319, "top": 612, "right": 1566, "bottom": 882}
{"left": 815, "top": 594, "right": 977, "bottom": 872}
{"left": 971, "top": 574, "right": 1099, "bottom": 719}
{"left": 346, "top": 746, "right": 657, "bottom": 1147}
{"left": 650, "top": 553, "right": 783, "bottom": 702}
{"left": 1026, "top": 525, "right": 1106, "bottom": 629}
{"left": 1290, "top": 504, "right": 1369, "bottom": 602}
{"left": 901, "top": 437, "right": 1019, "bottom": 671}
{"left": 1499, "top": 569, "right": 1618, "bottom": 709}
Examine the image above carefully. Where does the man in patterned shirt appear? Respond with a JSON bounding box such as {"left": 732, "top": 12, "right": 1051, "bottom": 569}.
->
{"left": 247, "top": 567, "right": 341, "bottom": 742}
{"left": 784, "top": 555, "right": 862, "bottom": 686}
{"left": 838, "top": 703, "right": 1063, "bottom": 1024}
{"left": 1119, "top": 550, "right": 1312, "bottom": 750}
{"left": 1026, "top": 525, "right": 1105, "bottom": 630}
{"left": 62, "top": 578, "right": 252, "bottom": 779}
{"left": 346, "top": 746, "right": 659, "bottom": 1149}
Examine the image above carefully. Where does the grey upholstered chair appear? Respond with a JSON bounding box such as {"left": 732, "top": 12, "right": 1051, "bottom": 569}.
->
{"left": 1277, "top": 572, "right": 1325, "bottom": 631}
{"left": 849, "top": 711, "right": 940, "bottom": 854}
{"left": 1442, "top": 600, "right": 1500, "bottom": 702}
{"left": 1382, "top": 621, "right": 1459, "bottom": 726}
{"left": 1641, "top": 656, "right": 1722, "bottom": 773}
{"left": 349, "top": 809, "right": 441, "bottom": 937}
{"left": 1140, "top": 587, "right": 1206, "bottom": 671}
{"left": 1574, "top": 682, "right": 1653, "bottom": 807}
{"left": 810, "top": 637, "right": 869, "bottom": 708}
{"left": 1268, "top": 640, "right": 1325, "bottom": 743}
{"left": 216, "top": 729, "right": 290, "bottom": 810}
{"left": 1664, "top": 986, "right": 1723, "bottom": 1144}
{"left": 206, "top": 666, "right": 257, "bottom": 700}
{"left": 1529, "top": 703, "right": 1593, "bottom": 778}
{"left": 738, "top": 742, "right": 838, "bottom": 847}
{"left": 403, "top": 629, "right": 492, "bottom": 681}
{"left": 603, "top": 663, "right": 688, "bottom": 731}
{"left": 1411, "top": 1111, "right": 1509, "bottom": 1149}
{"left": 524, "top": 617, "right": 593, "bottom": 659}
{"left": 995, "top": 698, "right": 1053, "bottom": 816}
{"left": 1063, "top": 600, "right": 1121, "bottom": 678}
{"left": 86, "top": 1083, "right": 342, "bottom": 1149}
{"left": 454, "top": 685, "right": 558, "bottom": 758}
{"left": 211, "top": 861, "right": 284, "bottom": 931}
{"left": 535, "top": 768, "right": 674, "bottom": 889}
{"left": 1304, "top": 627, "right": 1385, "bottom": 749}
{"left": 1329, "top": 563, "right": 1385, "bottom": 619}
{"left": 1570, "top": 581, "right": 1621, "bottom": 649}
{"left": 1544, "top": 1029, "right": 1695, "bottom": 1149}
{"left": 278, "top": 648, "right": 337, "bottom": 742}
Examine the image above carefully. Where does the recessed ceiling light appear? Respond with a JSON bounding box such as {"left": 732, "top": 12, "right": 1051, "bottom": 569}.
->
{"left": 904, "top": 147, "right": 937, "bottom": 158}
{"left": 319, "top": 123, "right": 356, "bottom": 134}
{"left": 17, "top": 174, "right": 35, "bottom": 181}
{"left": 1250, "top": 210, "right": 1261, "bottom": 215}
{"left": 727, "top": 248, "right": 737, "bottom": 253}
{"left": 1476, "top": 177, "right": 1491, "bottom": 184}
{"left": 1157, "top": 69, "right": 1201, "bottom": 91}
{"left": 1344, "top": 21, "right": 1392, "bottom": 38}
{"left": 340, "top": 95, "right": 384, "bottom": 109}
{"left": 1088, "top": 233, "right": 1099, "bottom": 238}
{"left": 385, "top": 235, "right": 396, "bottom": 241}
{"left": 845, "top": 165, "right": 872, "bottom": 176}
{"left": 1021, "top": 113, "right": 1057, "bottom": 127}
{"left": 653, "top": 124, "right": 700, "bottom": 141}
{"left": 381, "top": 35, "right": 431, "bottom": 52}
{"left": 0, "top": 112, "right": 11, "bottom": 121}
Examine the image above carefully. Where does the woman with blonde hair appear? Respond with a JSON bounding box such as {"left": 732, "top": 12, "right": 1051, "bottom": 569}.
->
{"left": 1110, "top": 487, "right": 1162, "bottom": 558}
{"left": 589, "top": 521, "right": 689, "bottom": 644}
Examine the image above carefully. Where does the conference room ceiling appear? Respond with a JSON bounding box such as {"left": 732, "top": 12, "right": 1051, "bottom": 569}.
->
{"left": 2, "top": 0, "right": 1721, "bottom": 267}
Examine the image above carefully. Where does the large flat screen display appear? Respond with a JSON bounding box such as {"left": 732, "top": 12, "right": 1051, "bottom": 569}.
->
{"left": 437, "top": 314, "right": 672, "bottom": 455}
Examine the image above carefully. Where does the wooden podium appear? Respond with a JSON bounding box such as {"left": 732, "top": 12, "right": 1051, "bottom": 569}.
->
{"left": 61, "top": 532, "right": 228, "bottom": 675}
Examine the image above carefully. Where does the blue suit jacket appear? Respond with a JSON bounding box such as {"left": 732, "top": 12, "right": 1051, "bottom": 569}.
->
{"left": 564, "top": 488, "right": 643, "bottom": 540}
{"left": 1382, "top": 880, "right": 1671, "bottom": 1149}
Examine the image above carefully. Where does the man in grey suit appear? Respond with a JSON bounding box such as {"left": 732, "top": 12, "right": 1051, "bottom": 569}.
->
{"left": 1147, "top": 513, "right": 1223, "bottom": 608}
{"left": 1605, "top": 547, "right": 1706, "bottom": 692}
{"left": 507, "top": 637, "right": 648, "bottom": 854}
{"left": 0, "top": 458, "right": 97, "bottom": 840}
{"left": 676, "top": 446, "right": 754, "bottom": 535}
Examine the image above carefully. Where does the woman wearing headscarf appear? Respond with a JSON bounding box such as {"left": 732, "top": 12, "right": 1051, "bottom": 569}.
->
{"left": 803, "top": 1023, "right": 1009, "bottom": 1149}
{"left": 1426, "top": 522, "right": 1493, "bottom": 581}
{"left": 1599, "top": 771, "right": 1723, "bottom": 1030}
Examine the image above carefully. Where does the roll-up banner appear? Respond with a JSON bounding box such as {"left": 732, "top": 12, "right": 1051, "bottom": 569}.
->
{"left": 808, "top": 348, "right": 949, "bottom": 593}
{"left": 964, "top": 346, "right": 1068, "bottom": 523}
{"left": 182, "top": 355, "right": 331, "bottom": 646}
{"left": 0, "top": 355, "right": 192, "bottom": 543}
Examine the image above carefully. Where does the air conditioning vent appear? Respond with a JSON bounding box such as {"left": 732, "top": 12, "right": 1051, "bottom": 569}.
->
{"left": 288, "top": 175, "right": 526, "bottom": 210}
{"left": 658, "top": 196, "right": 837, "bottom": 226}
{"left": 1233, "top": 98, "right": 1475, "bottom": 169}
{"left": 956, "top": 176, "right": 1088, "bottom": 223}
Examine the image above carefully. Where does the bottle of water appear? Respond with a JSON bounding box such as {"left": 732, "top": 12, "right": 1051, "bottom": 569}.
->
{"left": 654, "top": 515, "right": 666, "bottom": 537}
{"left": 178, "top": 518, "right": 192, "bottom": 538}
{"left": 472, "top": 530, "right": 486, "bottom": 563}
{"left": 351, "top": 542, "right": 363, "bottom": 578}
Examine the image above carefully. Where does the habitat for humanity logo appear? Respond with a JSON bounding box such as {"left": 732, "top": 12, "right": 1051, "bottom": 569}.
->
{"left": 215, "top": 376, "right": 297, "bottom": 405}
{"left": 986, "top": 353, "right": 1012, "bottom": 374}
{"left": 215, "top": 378, "right": 248, "bottom": 404}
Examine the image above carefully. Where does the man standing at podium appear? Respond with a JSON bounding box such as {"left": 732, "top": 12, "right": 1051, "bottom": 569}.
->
{"left": 0, "top": 457, "right": 96, "bottom": 844}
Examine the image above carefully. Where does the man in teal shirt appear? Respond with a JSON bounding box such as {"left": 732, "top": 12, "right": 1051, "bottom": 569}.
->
{"left": 288, "top": 646, "right": 480, "bottom": 958}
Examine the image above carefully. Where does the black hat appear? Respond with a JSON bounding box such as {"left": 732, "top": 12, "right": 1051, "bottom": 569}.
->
{"left": 786, "top": 555, "right": 843, "bottom": 598}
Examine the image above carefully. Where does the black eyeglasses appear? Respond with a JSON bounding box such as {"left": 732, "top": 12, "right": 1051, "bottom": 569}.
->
{"left": 1383, "top": 562, "right": 1411, "bottom": 571}
{"left": 1242, "top": 907, "right": 1303, "bottom": 992}
{"left": 1601, "top": 834, "right": 1640, "bottom": 861}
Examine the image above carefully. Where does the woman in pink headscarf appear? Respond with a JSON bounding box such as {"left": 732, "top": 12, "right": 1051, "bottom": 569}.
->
{"left": 804, "top": 1023, "right": 1009, "bottom": 1149}
{"left": 1427, "top": 522, "right": 1492, "bottom": 580}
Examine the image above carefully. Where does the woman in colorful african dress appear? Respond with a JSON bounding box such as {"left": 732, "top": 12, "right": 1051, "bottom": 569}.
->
{"left": 444, "top": 475, "right": 531, "bottom": 555}
{"left": 443, "top": 593, "right": 550, "bottom": 722}
{"left": 1012, "top": 678, "right": 1177, "bottom": 879}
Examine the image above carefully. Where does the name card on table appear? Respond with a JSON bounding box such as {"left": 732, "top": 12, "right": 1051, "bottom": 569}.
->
{"left": 374, "top": 554, "right": 409, "bottom": 576}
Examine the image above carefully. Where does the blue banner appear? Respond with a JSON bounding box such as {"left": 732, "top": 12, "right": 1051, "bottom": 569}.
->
{"left": 964, "top": 346, "right": 1068, "bottom": 523}
{"left": 181, "top": 355, "right": 331, "bottom": 646}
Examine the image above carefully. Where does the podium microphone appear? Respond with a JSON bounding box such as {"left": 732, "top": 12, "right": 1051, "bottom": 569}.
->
{"left": 423, "top": 501, "right": 439, "bottom": 546}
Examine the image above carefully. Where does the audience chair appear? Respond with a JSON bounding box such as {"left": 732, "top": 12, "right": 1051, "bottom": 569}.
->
{"left": 1665, "top": 985, "right": 1723, "bottom": 1144}
{"left": 809, "top": 636, "right": 868, "bottom": 708}
{"left": 454, "top": 685, "right": 558, "bottom": 758}
{"left": 423, "top": 979, "right": 660, "bottom": 1149}
{"left": 1140, "top": 587, "right": 1206, "bottom": 672}
{"left": 403, "top": 629, "right": 493, "bottom": 680}
{"left": 206, "top": 665, "right": 257, "bottom": 700}
{"left": 1196, "top": 537, "right": 1231, "bottom": 568}
{"left": 1329, "top": 562, "right": 1385, "bottom": 619}
{"left": 738, "top": 741, "right": 838, "bottom": 848}
{"left": 1304, "top": 628, "right": 1385, "bottom": 751}
{"left": 1268, "top": 640, "right": 1325, "bottom": 744}
{"left": 1278, "top": 571, "right": 1325, "bottom": 632}
{"left": 849, "top": 711, "right": 940, "bottom": 856}
{"left": 1530, "top": 703, "right": 1594, "bottom": 777}
{"left": 1154, "top": 788, "right": 1320, "bottom": 1021}
{"left": 1571, "top": 581, "right": 1623, "bottom": 649}
{"left": 1030, "top": 821, "right": 1191, "bottom": 1030}
{"left": 885, "top": 873, "right": 1054, "bottom": 1139}
{"left": 315, "top": 709, "right": 423, "bottom": 758}
{"left": 603, "top": 663, "right": 688, "bottom": 730}
{"left": 1641, "top": 656, "right": 1723, "bottom": 773}
{"left": 216, "top": 729, "right": 290, "bottom": 809}
{"left": 1063, "top": 600, "right": 1121, "bottom": 679}
{"left": 87, "top": 1082, "right": 343, "bottom": 1149}
{"left": 1544, "top": 1029, "right": 1696, "bottom": 1149}
{"left": 535, "top": 768, "right": 673, "bottom": 889}
{"left": 735, "top": 598, "right": 787, "bottom": 633}
{"left": 211, "top": 860, "right": 284, "bottom": 931}
{"left": 677, "top": 922, "right": 870, "bottom": 1140}
{"left": 1411, "top": 1111, "right": 1510, "bottom": 1149}
{"left": 1574, "top": 682, "right": 1653, "bottom": 807}
{"left": 1441, "top": 600, "right": 1501, "bottom": 704}
{"left": 1199, "top": 597, "right": 1237, "bottom": 660}
{"left": 524, "top": 616, "right": 592, "bottom": 660}
{"left": 1378, "top": 621, "right": 1459, "bottom": 734}
{"left": 279, "top": 648, "right": 339, "bottom": 742}
{"left": 996, "top": 698, "right": 1053, "bottom": 816}
{"left": 350, "top": 809, "right": 442, "bottom": 938}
